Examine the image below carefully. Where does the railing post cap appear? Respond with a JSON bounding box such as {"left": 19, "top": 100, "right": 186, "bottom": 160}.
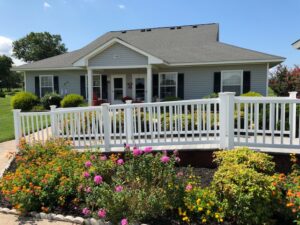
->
{"left": 102, "top": 103, "right": 110, "bottom": 106}
{"left": 289, "top": 91, "right": 298, "bottom": 98}
{"left": 219, "top": 92, "right": 236, "bottom": 96}
{"left": 13, "top": 109, "right": 21, "bottom": 113}
{"left": 125, "top": 100, "right": 132, "bottom": 104}
{"left": 50, "top": 105, "right": 57, "bottom": 110}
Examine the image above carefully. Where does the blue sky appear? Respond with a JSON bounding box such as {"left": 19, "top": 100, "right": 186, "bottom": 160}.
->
{"left": 0, "top": 0, "right": 299, "bottom": 66}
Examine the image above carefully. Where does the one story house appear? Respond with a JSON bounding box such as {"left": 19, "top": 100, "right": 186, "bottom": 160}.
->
{"left": 14, "top": 23, "right": 285, "bottom": 105}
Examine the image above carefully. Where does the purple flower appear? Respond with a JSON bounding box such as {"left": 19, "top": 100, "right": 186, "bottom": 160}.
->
{"left": 160, "top": 155, "right": 170, "bottom": 163}
{"left": 85, "top": 161, "right": 92, "bottom": 168}
{"left": 98, "top": 209, "right": 106, "bottom": 218}
{"left": 133, "top": 148, "right": 143, "bottom": 156}
{"left": 121, "top": 218, "right": 128, "bottom": 225}
{"left": 83, "top": 171, "right": 90, "bottom": 178}
{"left": 115, "top": 185, "right": 123, "bottom": 192}
{"left": 143, "top": 146, "right": 153, "bottom": 153}
{"left": 94, "top": 175, "right": 103, "bottom": 185}
{"left": 85, "top": 186, "right": 92, "bottom": 193}
{"left": 117, "top": 159, "right": 124, "bottom": 165}
{"left": 100, "top": 155, "right": 107, "bottom": 161}
{"left": 82, "top": 207, "right": 90, "bottom": 216}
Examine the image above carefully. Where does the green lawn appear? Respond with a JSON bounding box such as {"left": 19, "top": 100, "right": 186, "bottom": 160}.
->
{"left": 0, "top": 96, "right": 14, "bottom": 142}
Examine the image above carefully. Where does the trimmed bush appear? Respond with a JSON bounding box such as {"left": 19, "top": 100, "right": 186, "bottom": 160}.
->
{"left": 11, "top": 92, "right": 39, "bottom": 111}
{"left": 241, "top": 91, "right": 263, "bottom": 97}
{"left": 61, "top": 94, "right": 84, "bottom": 108}
{"left": 41, "top": 92, "right": 62, "bottom": 109}
{"left": 203, "top": 92, "right": 218, "bottom": 99}
{"left": 163, "top": 96, "right": 181, "bottom": 102}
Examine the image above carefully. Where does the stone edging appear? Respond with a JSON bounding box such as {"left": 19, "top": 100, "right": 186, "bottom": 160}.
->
{"left": 0, "top": 207, "right": 112, "bottom": 225}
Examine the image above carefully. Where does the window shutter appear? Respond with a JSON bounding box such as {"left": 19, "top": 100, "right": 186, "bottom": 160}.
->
{"left": 214, "top": 72, "right": 221, "bottom": 93}
{"left": 152, "top": 74, "right": 159, "bottom": 98}
{"left": 243, "top": 71, "right": 251, "bottom": 94}
{"left": 54, "top": 76, "right": 59, "bottom": 94}
{"left": 35, "top": 76, "right": 40, "bottom": 97}
{"left": 80, "top": 76, "right": 86, "bottom": 99}
{"left": 102, "top": 75, "right": 108, "bottom": 100}
{"left": 177, "top": 73, "right": 184, "bottom": 99}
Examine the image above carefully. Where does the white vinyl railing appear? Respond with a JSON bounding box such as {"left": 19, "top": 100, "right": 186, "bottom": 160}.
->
{"left": 13, "top": 92, "right": 300, "bottom": 151}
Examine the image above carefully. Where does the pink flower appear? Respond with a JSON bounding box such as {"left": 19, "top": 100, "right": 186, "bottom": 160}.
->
{"left": 121, "top": 218, "right": 128, "bottom": 225}
{"left": 160, "top": 155, "right": 170, "bottom": 163}
{"left": 133, "top": 148, "right": 143, "bottom": 156}
{"left": 185, "top": 184, "right": 193, "bottom": 191}
{"left": 117, "top": 159, "right": 124, "bottom": 165}
{"left": 174, "top": 150, "right": 179, "bottom": 156}
{"left": 85, "top": 186, "right": 92, "bottom": 193}
{"left": 82, "top": 207, "right": 90, "bottom": 216}
{"left": 94, "top": 175, "right": 103, "bottom": 185}
{"left": 100, "top": 155, "right": 107, "bottom": 161}
{"left": 98, "top": 209, "right": 106, "bottom": 218}
{"left": 125, "top": 144, "right": 130, "bottom": 149}
{"left": 115, "top": 185, "right": 123, "bottom": 192}
{"left": 83, "top": 171, "right": 90, "bottom": 178}
{"left": 85, "top": 161, "right": 92, "bottom": 168}
{"left": 90, "top": 155, "right": 96, "bottom": 160}
{"left": 143, "top": 146, "right": 153, "bottom": 153}
{"left": 177, "top": 171, "right": 184, "bottom": 177}
{"left": 175, "top": 156, "right": 181, "bottom": 163}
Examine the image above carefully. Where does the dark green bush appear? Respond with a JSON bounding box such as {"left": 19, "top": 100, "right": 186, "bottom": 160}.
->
{"left": 0, "top": 92, "right": 5, "bottom": 98}
{"left": 11, "top": 92, "right": 39, "bottom": 111}
{"left": 61, "top": 94, "right": 84, "bottom": 108}
{"left": 41, "top": 92, "right": 62, "bottom": 109}
{"left": 163, "top": 96, "right": 181, "bottom": 102}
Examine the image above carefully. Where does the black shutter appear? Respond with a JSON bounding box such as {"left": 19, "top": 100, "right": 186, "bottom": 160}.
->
{"left": 80, "top": 76, "right": 86, "bottom": 99}
{"left": 152, "top": 74, "right": 159, "bottom": 98}
{"left": 35, "top": 76, "right": 40, "bottom": 97}
{"left": 213, "top": 72, "right": 221, "bottom": 93}
{"left": 243, "top": 71, "right": 251, "bottom": 94}
{"left": 177, "top": 73, "right": 184, "bottom": 99}
{"left": 54, "top": 76, "right": 59, "bottom": 94}
{"left": 102, "top": 75, "right": 108, "bottom": 100}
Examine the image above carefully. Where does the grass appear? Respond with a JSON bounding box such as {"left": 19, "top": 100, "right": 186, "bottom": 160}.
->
{"left": 0, "top": 95, "right": 14, "bottom": 142}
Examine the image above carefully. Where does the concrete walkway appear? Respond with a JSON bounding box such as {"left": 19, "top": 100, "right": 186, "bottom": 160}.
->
{"left": 0, "top": 140, "right": 16, "bottom": 176}
{"left": 0, "top": 213, "right": 75, "bottom": 225}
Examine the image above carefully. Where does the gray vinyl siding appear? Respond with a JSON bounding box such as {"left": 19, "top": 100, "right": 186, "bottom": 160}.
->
{"left": 156, "top": 64, "right": 268, "bottom": 99}
{"left": 88, "top": 43, "right": 148, "bottom": 67}
{"left": 25, "top": 70, "right": 87, "bottom": 97}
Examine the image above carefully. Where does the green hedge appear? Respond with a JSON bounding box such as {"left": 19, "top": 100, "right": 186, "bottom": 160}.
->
{"left": 61, "top": 94, "right": 84, "bottom": 108}
{"left": 11, "top": 92, "right": 39, "bottom": 111}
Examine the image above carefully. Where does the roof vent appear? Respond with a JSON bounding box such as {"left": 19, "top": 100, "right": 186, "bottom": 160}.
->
{"left": 192, "top": 25, "right": 198, "bottom": 28}
{"left": 141, "top": 29, "right": 146, "bottom": 32}
{"left": 146, "top": 29, "right": 152, "bottom": 32}
{"left": 121, "top": 31, "right": 127, "bottom": 33}
{"left": 170, "top": 27, "right": 175, "bottom": 30}
{"left": 177, "top": 26, "right": 182, "bottom": 29}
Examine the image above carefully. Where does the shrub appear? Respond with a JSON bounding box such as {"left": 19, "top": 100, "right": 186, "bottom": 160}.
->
{"left": 163, "top": 96, "right": 181, "bottom": 102}
{"left": 31, "top": 105, "right": 46, "bottom": 112}
{"left": 61, "top": 94, "right": 84, "bottom": 108}
{"left": 240, "top": 91, "right": 263, "bottom": 97}
{"left": 41, "top": 92, "right": 62, "bottom": 109}
{"left": 203, "top": 92, "right": 218, "bottom": 99}
{"left": 0, "top": 92, "right": 5, "bottom": 98}
{"left": 11, "top": 92, "right": 39, "bottom": 111}
{"left": 213, "top": 147, "right": 275, "bottom": 174}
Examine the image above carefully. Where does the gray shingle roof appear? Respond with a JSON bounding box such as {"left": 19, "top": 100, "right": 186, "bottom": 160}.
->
{"left": 15, "top": 23, "right": 285, "bottom": 70}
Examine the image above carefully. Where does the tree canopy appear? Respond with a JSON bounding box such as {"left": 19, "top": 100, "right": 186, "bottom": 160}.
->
{"left": 0, "top": 55, "right": 22, "bottom": 91}
{"left": 12, "top": 32, "right": 67, "bottom": 62}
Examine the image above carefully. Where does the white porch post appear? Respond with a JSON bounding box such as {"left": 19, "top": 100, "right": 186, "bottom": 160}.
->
{"left": 146, "top": 65, "right": 152, "bottom": 102}
{"left": 289, "top": 91, "right": 297, "bottom": 139}
{"left": 88, "top": 69, "right": 93, "bottom": 106}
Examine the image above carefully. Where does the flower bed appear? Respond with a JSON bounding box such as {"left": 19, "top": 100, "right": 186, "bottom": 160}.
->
{"left": 0, "top": 140, "right": 299, "bottom": 224}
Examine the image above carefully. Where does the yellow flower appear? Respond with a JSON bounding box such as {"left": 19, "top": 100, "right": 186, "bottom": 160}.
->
{"left": 202, "top": 218, "right": 207, "bottom": 223}
{"left": 196, "top": 198, "right": 201, "bottom": 205}
{"left": 198, "top": 207, "right": 203, "bottom": 211}
{"left": 206, "top": 210, "right": 211, "bottom": 215}
{"left": 215, "top": 213, "right": 219, "bottom": 218}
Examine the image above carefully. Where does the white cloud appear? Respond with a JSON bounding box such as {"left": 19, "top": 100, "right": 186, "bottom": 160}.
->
{"left": 43, "top": 2, "right": 51, "bottom": 9}
{"left": 118, "top": 4, "right": 125, "bottom": 9}
{"left": 0, "top": 36, "right": 25, "bottom": 66}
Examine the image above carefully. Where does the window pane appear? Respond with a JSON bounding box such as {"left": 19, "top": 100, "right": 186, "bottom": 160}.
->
{"left": 222, "top": 71, "right": 242, "bottom": 85}
{"left": 93, "top": 76, "right": 100, "bottom": 87}
{"left": 93, "top": 87, "right": 101, "bottom": 99}
{"left": 160, "top": 73, "right": 176, "bottom": 86}
{"left": 114, "top": 78, "right": 123, "bottom": 89}
{"left": 41, "top": 76, "right": 53, "bottom": 87}
{"left": 114, "top": 90, "right": 123, "bottom": 100}
{"left": 160, "top": 86, "right": 176, "bottom": 99}
{"left": 223, "top": 85, "right": 241, "bottom": 95}
{"left": 41, "top": 87, "right": 53, "bottom": 96}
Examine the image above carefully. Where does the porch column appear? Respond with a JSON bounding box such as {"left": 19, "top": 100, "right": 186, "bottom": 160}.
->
{"left": 146, "top": 65, "right": 152, "bottom": 102}
{"left": 88, "top": 69, "right": 93, "bottom": 106}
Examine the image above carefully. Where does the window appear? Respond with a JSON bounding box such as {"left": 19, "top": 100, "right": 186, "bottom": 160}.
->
{"left": 93, "top": 74, "right": 101, "bottom": 99}
{"left": 221, "top": 70, "right": 243, "bottom": 95}
{"left": 40, "top": 75, "right": 54, "bottom": 97}
{"left": 159, "top": 72, "right": 177, "bottom": 99}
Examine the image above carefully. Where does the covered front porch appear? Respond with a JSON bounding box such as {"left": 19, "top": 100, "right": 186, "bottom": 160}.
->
{"left": 87, "top": 65, "right": 153, "bottom": 105}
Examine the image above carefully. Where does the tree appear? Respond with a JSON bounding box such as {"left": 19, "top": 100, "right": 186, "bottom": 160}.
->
{"left": 12, "top": 32, "right": 67, "bottom": 62}
{"left": 0, "top": 55, "right": 13, "bottom": 91}
{"left": 269, "top": 65, "right": 300, "bottom": 96}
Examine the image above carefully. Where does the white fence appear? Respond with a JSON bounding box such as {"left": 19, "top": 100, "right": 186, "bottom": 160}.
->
{"left": 13, "top": 92, "right": 300, "bottom": 151}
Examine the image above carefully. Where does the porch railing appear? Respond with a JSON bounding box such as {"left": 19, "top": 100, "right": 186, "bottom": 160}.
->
{"left": 13, "top": 92, "right": 300, "bottom": 151}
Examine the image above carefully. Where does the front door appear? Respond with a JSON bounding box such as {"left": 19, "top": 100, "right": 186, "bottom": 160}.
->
{"left": 111, "top": 75, "right": 126, "bottom": 104}
{"left": 132, "top": 74, "right": 147, "bottom": 102}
